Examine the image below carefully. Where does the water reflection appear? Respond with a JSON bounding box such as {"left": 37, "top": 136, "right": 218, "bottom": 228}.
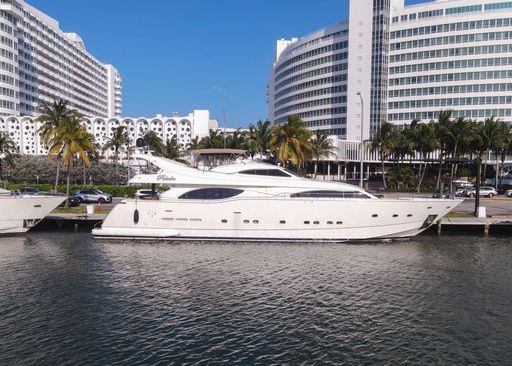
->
{"left": 0, "top": 233, "right": 511, "bottom": 365}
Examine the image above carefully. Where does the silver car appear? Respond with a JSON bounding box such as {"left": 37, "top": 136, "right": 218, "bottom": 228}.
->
{"left": 73, "top": 189, "right": 112, "bottom": 203}
{"left": 465, "top": 186, "right": 497, "bottom": 198}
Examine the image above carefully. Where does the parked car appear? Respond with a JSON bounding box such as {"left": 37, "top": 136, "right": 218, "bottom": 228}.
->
{"left": 18, "top": 187, "right": 41, "bottom": 195}
{"left": 59, "top": 196, "right": 81, "bottom": 207}
{"left": 455, "top": 186, "right": 474, "bottom": 197}
{"left": 432, "top": 188, "right": 450, "bottom": 199}
{"left": 135, "top": 189, "right": 161, "bottom": 200}
{"left": 465, "top": 186, "right": 497, "bottom": 198}
{"left": 505, "top": 189, "right": 512, "bottom": 197}
{"left": 73, "top": 189, "right": 112, "bottom": 203}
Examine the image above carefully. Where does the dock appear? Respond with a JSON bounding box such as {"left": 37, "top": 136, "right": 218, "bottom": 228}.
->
{"left": 437, "top": 215, "right": 512, "bottom": 236}
{"left": 41, "top": 213, "right": 107, "bottom": 231}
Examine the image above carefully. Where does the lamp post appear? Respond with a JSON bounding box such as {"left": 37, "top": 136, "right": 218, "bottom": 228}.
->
{"left": 356, "top": 92, "right": 364, "bottom": 188}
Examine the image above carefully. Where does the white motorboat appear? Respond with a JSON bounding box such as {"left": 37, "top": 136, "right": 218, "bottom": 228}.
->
{"left": 0, "top": 189, "right": 66, "bottom": 235}
{"left": 93, "top": 153, "right": 462, "bottom": 241}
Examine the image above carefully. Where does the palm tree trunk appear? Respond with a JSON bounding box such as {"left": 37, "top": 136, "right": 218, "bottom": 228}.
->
{"left": 65, "top": 163, "right": 71, "bottom": 208}
{"left": 416, "top": 161, "right": 424, "bottom": 193}
{"left": 54, "top": 159, "right": 60, "bottom": 193}
{"left": 381, "top": 159, "right": 387, "bottom": 189}
{"left": 436, "top": 158, "right": 443, "bottom": 190}
{"left": 83, "top": 164, "right": 86, "bottom": 187}
{"left": 313, "top": 160, "right": 318, "bottom": 179}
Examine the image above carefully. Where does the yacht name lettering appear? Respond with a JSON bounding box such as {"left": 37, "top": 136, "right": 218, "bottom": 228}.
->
{"left": 157, "top": 175, "right": 176, "bottom": 181}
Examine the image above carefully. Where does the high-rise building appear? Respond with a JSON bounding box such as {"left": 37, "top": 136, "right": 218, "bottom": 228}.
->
{"left": 0, "top": 0, "right": 121, "bottom": 117}
{"left": 268, "top": 0, "right": 512, "bottom": 141}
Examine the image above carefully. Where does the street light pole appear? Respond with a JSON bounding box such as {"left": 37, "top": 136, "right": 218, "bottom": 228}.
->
{"left": 357, "top": 92, "right": 364, "bottom": 188}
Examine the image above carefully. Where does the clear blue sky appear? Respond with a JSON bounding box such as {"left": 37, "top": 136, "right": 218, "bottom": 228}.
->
{"left": 28, "top": 0, "right": 430, "bottom": 127}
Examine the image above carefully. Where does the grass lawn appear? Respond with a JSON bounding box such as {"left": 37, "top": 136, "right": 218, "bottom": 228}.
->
{"left": 52, "top": 206, "right": 111, "bottom": 215}
{"left": 446, "top": 211, "right": 474, "bottom": 218}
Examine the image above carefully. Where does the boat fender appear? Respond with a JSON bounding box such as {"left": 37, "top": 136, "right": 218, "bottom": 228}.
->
{"left": 134, "top": 209, "right": 139, "bottom": 224}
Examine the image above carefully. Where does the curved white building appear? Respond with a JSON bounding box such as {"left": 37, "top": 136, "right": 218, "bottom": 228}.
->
{"left": 268, "top": 0, "right": 512, "bottom": 140}
{"left": 0, "top": 0, "right": 121, "bottom": 117}
{"left": 268, "top": 23, "right": 349, "bottom": 137}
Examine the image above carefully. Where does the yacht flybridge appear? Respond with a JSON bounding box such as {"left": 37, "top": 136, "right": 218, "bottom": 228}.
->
{"left": 93, "top": 153, "right": 462, "bottom": 241}
{"left": 0, "top": 189, "right": 65, "bottom": 235}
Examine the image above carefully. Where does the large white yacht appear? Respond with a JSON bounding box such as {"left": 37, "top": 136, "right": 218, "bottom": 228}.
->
{"left": 0, "top": 189, "right": 65, "bottom": 235}
{"left": 92, "top": 153, "right": 462, "bottom": 242}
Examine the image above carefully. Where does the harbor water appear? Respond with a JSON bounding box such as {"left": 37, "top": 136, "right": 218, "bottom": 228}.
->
{"left": 1, "top": 232, "right": 511, "bottom": 365}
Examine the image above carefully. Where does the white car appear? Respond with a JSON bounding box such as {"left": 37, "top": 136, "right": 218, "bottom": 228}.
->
{"left": 505, "top": 189, "right": 512, "bottom": 198}
{"left": 465, "top": 186, "right": 498, "bottom": 198}
{"left": 135, "top": 189, "right": 161, "bottom": 199}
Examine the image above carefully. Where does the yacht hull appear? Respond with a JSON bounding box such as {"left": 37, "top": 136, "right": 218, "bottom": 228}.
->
{"left": 93, "top": 198, "right": 461, "bottom": 241}
{"left": 0, "top": 196, "right": 65, "bottom": 235}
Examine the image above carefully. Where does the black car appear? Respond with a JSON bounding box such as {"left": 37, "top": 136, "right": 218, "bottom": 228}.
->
{"left": 59, "top": 196, "right": 81, "bottom": 207}
{"left": 432, "top": 188, "right": 450, "bottom": 199}
{"left": 19, "top": 187, "right": 41, "bottom": 195}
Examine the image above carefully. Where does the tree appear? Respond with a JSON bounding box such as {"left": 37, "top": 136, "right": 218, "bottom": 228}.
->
{"left": 409, "top": 122, "right": 438, "bottom": 193}
{"left": 445, "top": 117, "right": 471, "bottom": 193}
{"left": 161, "top": 137, "right": 181, "bottom": 160}
{"left": 36, "top": 99, "right": 81, "bottom": 191}
{"left": 47, "top": 116, "right": 95, "bottom": 207}
{"left": 495, "top": 123, "right": 512, "bottom": 187}
{"left": 246, "top": 120, "right": 272, "bottom": 158}
{"left": 103, "top": 126, "right": 130, "bottom": 164}
{"left": 198, "top": 129, "right": 224, "bottom": 149}
{"left": 143, "top": 130, "right": 165, "bottom": 154}
{"left": 371, "top": 122, "right": 395, "bottom": 189}
{"left": 102, "top": 126, "right": 130, "bottom": 184}
{"left": 478, "top": 116, "right": 502, "bottom": 182}
{"left": 270, "top": 115, "right": 312, "bottom": 171}
{"left": 434, "top": 110, "right": 453, "bottom": 189}
{"left": 310, "top": 130, "right": 335, "bottom": 179}
{"left": 0, "top": 131, "right": 17, "bottom": 180}
{"left": 226, "top": 128, "right": 247, "bottom": 149}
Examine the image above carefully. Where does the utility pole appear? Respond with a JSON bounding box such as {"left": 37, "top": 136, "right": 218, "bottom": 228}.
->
{"left": 357, "top": 92, "right": 364, "bottom": 188}
{"left": 223, "top": 109, "right": 227, "bottom": 149}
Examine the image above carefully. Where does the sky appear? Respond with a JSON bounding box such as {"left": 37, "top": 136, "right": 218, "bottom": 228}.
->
{"left": 27, "top": 0, "right": 431, "bottom": 128}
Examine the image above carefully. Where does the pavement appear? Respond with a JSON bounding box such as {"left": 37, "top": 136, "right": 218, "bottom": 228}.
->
{"left": 380, "top": 192, "right": 512, "bottom": 216}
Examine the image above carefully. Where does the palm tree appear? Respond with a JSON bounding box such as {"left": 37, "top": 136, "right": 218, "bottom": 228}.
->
{"left": 36, "top": 99, "right": 80, "bottom": 191}
{"left": 187, "top": 136, "right": 200, "bottom": 151}
{"left": 47, "top": 116, "right": 95, "bottom": 207}
{"left": 371, "top": 122, "right": 395, "bottom": 189}
{"left": 246, "top": 120, "right": 272, "bottom": 158}
{"left": 161, "top": 137, "right": 181, "bottom": 160}
{"left": 409, "top": 122, "right": 438, "bottom": 193}
{"left": 434, "top": 110, "right": 453, "bottom": 189}
{"left": 103, "top": 126, "right": 130, "bottom": 164}
{"left": 270, "top": 115, "right": 312, "bottom": 171}
{"left": 445, "top": 117, "right": 470, "bottom": 193}
{"left": 310, "top": 130, "right": 335, "bottom": 179}
{"left": 198, "top": 129, "right": 224, "bottom": 149}
{"left": 226, "top": 128, "right": 247, "bottom": 149}
{"left": 103, "top": 126, "right": 130, "bottom": 183}
{"left": 478, "top": 116, "right": 502, "bottom": 181}
{"left": 143, "top": 130, "right": 165, "bottom": 154}
{"left": 0, "top": 131, "right": 17, "bottom": 180}
{"left": 495, "top": 123, "right": 512, "bottom": 187}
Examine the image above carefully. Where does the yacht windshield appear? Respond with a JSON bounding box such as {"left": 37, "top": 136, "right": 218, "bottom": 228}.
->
{"left": 238, "top": 169, "right": 291, "bottom": 177}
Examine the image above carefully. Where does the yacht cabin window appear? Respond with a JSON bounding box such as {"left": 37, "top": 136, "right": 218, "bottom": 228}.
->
{"left": 290, "top": 191, "right": 370, "bottom": 199}
{"left": 238, "top": 169, "right": 291, "bottom": 177}
{"left": 179, "top": 188, "right": 243, "bottom": 200}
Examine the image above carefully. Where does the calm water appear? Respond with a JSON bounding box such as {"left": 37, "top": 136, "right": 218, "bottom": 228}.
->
{"left": 1, "top": 233, "right": 511, "bottom": 365}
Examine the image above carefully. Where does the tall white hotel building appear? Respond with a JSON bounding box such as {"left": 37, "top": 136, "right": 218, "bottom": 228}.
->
{"left": 0, "top": 0, "right": 122, "bottom": 117}
{"left": 268, "top": 0, "right": 512, "bottom": 141}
